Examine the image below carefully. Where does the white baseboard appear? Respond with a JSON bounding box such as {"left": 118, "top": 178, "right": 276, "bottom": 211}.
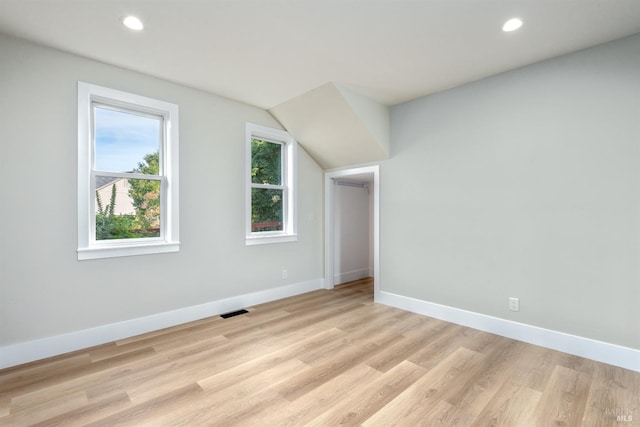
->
{"left": 334, "top": 268, "right": 370, "bottom": 285}
{"left": 377, "top": 291, "right": 640, "bottom": 372}
{"left": 0, "top": 279, "right": 323, "bottom": 370}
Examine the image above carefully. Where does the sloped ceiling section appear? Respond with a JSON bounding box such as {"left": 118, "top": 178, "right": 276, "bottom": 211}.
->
{"left": 269, "top": 82, "right": 390, "bottom": 170}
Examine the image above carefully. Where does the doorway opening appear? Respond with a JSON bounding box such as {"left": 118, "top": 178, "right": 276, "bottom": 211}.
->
{"left": 324, "top": 165, "right": 380, "bottom": 301}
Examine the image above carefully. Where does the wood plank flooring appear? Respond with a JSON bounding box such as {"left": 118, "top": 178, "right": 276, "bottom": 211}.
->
{"left": 1, "top": 278, "right": 638, "bottom": 426}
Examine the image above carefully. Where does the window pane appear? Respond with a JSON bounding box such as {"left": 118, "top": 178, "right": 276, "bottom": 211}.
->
{"left": 251, "top": 139, "right": 282, "bottom": 185}
{"left": 94, "top": 107, "right": 161, "bottom": 174}
{"left": 251, "top": 188, "right": 283, "bottom": 232}
{"left": 95, "top": 177, "right": 161, "bottom": 240}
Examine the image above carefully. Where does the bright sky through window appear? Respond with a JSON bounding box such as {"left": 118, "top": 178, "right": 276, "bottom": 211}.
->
{"left": 94, "top": 107, "right": 161, "bottom": 173}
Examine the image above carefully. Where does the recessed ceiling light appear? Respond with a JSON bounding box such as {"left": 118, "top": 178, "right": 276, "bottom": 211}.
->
{"left": 502, "top": 18, "right": 523, "bottom": 32}
{"left": 122, "top": 15, "right": 144, "bottom": 31}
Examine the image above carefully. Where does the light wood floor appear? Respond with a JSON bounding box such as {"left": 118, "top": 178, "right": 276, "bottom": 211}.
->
{"left": 1, "top": 278, "right": 638, "bottom": 426}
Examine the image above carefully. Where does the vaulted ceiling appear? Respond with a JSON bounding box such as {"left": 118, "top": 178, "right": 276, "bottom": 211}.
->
{"left": 270, "top": 83, "right": 390, "bottom": 170}
{"left": 1, "top": 0, "right": 638, "bottom": 168}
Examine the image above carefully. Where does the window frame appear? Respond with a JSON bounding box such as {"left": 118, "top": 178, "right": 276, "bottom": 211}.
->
{"left": 77, "top": 82, "right": 180, "bottom": 260}
{"left": 245, "top": 123, "right": 297, "bottom": 245}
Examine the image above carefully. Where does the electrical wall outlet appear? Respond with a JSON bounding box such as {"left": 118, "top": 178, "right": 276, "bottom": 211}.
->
{"left": 282, "top": 269, "right": 288, "bottom": 279}
{"left": 509, "top": 297, "right": 520, "bottom": 312}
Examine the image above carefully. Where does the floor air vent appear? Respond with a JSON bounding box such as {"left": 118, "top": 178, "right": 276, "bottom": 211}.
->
{"left": 220, "top": 309, "right": 249, "bottom": 319}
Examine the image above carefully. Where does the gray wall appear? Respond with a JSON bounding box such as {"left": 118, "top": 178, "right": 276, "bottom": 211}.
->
{"left": 384, "top": 34, "right": 640, "bottom": 349}
{"left": 0, "top": 34, "right": 324, "bottom": 346}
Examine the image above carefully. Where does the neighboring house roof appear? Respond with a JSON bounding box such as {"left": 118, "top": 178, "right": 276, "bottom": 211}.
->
{"left": 96, "top": 176, "right": 121, "bottom": 190}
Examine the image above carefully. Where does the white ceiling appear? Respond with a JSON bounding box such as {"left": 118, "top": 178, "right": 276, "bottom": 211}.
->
{"left": 270, "top": 82, "right": 390, "bottom": 169}
{"left": 0, "top": 0, "right": 638, "bottom": 110}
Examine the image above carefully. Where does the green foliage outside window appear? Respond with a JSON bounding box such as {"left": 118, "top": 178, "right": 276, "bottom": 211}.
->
{"left": 251, "top": 139, "right": 283, "bottom": 232}
{"left": 128, "top": 152, "right": 161, "bottom": 236}
{"left": 95, "top": 152, "right": 161, "bottom": 240}
{"left": 95, "top": 183, "right": 138, "bottom": 240}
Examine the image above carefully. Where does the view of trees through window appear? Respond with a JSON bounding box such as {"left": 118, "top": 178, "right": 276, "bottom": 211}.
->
{"left": 95, "top": 152, "right": 161, "bottom": 240}
{"left": 251, "top": 138, "right": 284, "bottom": 232}
{"left": 93, "top": 105, "right": 162, "bottom": 241}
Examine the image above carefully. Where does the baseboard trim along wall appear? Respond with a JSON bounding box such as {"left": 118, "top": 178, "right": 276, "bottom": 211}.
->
{"left": 377, "top": 291, "right": 640, "bottom": 372}
{"left": 0, "top": 279, "right": 324, "bottom": 370}
{"left": 334, "top": 268, "right": 370, "bottom": 286}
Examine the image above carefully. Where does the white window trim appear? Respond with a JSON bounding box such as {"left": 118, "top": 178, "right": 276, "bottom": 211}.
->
{"left": 77, "top": 82, "right": 180, "bottom": 260}
{"left": 245, "top": 123, "right": 297, "bottom": 245}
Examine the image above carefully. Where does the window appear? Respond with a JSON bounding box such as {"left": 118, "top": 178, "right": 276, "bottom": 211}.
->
{"left": 246, "top": 123, "right": 297, "bottom": 245}
{"left": 77, "top": 82, "right": 179, "bottom": 260}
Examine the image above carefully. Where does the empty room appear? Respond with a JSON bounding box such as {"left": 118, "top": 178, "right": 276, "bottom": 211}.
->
{"left": 0, "top": 1, "right": 638, "bottom": 425}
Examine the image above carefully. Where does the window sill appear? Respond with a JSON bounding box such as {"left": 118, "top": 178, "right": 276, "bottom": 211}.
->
{"left": 77, "top": 241, "right": 180, "bottom": 260}
{"left": 245, "top": 233, "right": 297, "bottom": 246}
